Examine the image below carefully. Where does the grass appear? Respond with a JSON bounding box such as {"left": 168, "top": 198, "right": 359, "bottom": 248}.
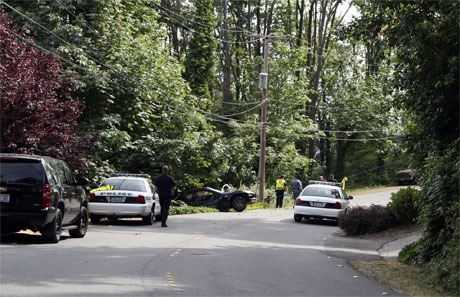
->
{"left": 351, "top": 259, "right": 453, "bottom": 297}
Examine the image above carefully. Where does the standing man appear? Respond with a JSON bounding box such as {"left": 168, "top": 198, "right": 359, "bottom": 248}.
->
{"left": 327, "top": 174, "right": 337, "bottom": 182}
{"left": 291, "top": 176, "right": 303, "bottom": 201}
{"left": 154, "top": 165, "right": 175, "bottom": 227}
{"left": 275, "top": 175, "right": 287, "bottom": 208}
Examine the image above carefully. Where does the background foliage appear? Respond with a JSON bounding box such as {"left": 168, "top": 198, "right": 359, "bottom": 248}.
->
{"left": 1, "top": 0, "right": 458, "bottom": 292}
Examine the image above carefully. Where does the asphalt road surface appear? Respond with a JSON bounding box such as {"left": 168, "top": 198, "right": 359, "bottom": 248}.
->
{"left": 0, "top": 187, "right": 405, "bottom": 297}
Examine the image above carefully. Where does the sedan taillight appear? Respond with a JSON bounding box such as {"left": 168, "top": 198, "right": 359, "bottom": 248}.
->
{"left": 136, "top": 195, "right": 146, "bottom": 204}
{"left": 334, "top": 202, "right": 342, "bottom": 209}
{"left": 295, "top": 198, "right": 302, "bottom": 205}
{"left": 89, "top": 193, "right": 97, "bottom": 202}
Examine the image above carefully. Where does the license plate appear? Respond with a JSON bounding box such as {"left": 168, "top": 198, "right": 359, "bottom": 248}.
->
{"left": 110, "top": 197, "right": 123, "bottom": 203}
{"left": 312, "top": 202, "right": 324, "bottom": 207}
{"left": 0, "top": 194, "right": 10, "bottom": 203}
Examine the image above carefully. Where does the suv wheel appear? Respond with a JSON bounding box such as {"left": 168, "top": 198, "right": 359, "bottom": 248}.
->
{"left": 42, "top": 209, "right": 63, "bottom": 243}
{"left": 69, "top": 206, "right": 88, "bottom": 238}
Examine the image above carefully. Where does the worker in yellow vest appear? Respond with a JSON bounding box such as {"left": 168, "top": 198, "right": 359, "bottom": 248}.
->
{"left": 275, "top": 175, "right": 287, "bottom": 208}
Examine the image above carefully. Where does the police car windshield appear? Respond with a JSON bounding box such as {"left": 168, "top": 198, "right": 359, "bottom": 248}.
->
{"left": 102, "top": 179, "right": 146, "bottom": 192}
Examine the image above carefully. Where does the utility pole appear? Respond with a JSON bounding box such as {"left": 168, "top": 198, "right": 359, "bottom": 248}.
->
{"left": 251, "top": 33, "right": 290, "bottom": 201}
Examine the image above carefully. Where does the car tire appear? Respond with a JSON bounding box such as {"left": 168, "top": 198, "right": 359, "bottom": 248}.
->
{"left": 69, "top": 206, "right": 88, "bottom": 238}
{"left": 142, "top": 211, "right": 154, "bottom": 225}
{"left": 90, "top": 214, "right": 101, "bottom": 224}
{"left": 42, "top": 208, "right": 63, "bottom": 243}
{"left": 294, "top": 214, "right": 302, "bottom": 222}
{"left": 232, "top": 196, "right": 247, "bottom": 212}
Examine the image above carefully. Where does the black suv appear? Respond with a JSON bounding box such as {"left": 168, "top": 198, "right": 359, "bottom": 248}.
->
{"left": 0, "top": 154, "right": 89, "bottom": 243}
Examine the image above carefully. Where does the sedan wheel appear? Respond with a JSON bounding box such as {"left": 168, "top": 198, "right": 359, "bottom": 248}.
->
{"left": 294, "top": 214, "right": 303, "bottom": 222}
{"left": 232, "top": 196, "right": 247, "bottom": 212}
{"left": 90, "top": 214, "right": 101, "bottom": 224}
{"left": 142, "top": 211, "right": 154, "bottom": 225}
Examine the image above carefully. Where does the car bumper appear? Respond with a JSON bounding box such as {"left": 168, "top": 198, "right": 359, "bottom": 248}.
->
{"left": 88, "top": 203, "right": 152, "bottom": 217}
{"left": 294, "top": 205, "right": 345, "bottom": 219}
{"left": 0, "top": 208, "right": 56, "bottom": 231}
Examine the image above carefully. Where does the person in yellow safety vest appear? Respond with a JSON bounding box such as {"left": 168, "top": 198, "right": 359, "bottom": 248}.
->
{"left": 90, "top": 184, "right": 113, "bottom": 193}
{"left": 275, "top": 175, "right": 287, "bottom": 208}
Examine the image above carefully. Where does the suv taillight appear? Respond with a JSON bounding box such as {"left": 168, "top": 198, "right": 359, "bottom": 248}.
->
{"left": 136, "top": 195, "right": 146, "bottom": 204}
{"left": 42, "top": 184, "right": 51, "bottom": 208}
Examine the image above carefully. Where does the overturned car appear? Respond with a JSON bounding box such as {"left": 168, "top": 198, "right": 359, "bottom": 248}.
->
{"left": 175, "top": 186, "right": 256, "bottom": 212}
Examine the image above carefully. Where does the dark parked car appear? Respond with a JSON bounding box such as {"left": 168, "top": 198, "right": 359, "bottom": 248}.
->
{"left": 176, "top": 187, "right": 256, "bottom": 212}
{"left": 0, "top": 154, "right": 89, "bottom": 243}
{"left": 395, "top": 169, "right": 417, "bottom": 185}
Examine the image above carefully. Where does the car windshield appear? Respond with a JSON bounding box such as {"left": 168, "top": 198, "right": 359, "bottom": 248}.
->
{"left": 102, "top": 179, "right": 146, "bottom": 192}
{"left": 301, "top": 186, "right": 341, "bottom": 199}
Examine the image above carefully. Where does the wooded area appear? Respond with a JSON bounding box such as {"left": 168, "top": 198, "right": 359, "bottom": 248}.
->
{"left": 0, "top": 0, "right": 458, "bottom": 292}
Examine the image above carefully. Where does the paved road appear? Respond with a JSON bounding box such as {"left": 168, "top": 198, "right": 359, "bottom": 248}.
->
{"left": 349, "top": 186, "right": 405, "bottom": 207}
{"left": 0, "top": 187, "right": 404, "bottom": 297}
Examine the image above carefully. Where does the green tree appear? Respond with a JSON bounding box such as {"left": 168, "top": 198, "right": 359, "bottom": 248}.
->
{"left": 0, "top": 7, "right": 87, "bottom": 169}
{"left": 350, "top": 0, "right": 459, "bottom": 292}
{"left": 183, "top": 0, "right": 218, "bottom": 103}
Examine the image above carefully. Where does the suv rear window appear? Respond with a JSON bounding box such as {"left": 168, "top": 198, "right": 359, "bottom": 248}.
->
{"left": 0, "top": 159, "right": 44, "bottom": 186}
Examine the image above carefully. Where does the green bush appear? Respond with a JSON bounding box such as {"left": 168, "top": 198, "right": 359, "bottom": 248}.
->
{"left": 387, "top": 187, "right": 421, "bottom": 225}
{"left": 424, "top": 230, "right": 460, "bottom": 295}
{"left": 398, "top": 241, "right": 418, "bottom": 264}
{"left": 169, "top": 200, "right": 219, "bottom": 215}
{"left": 338, "top": 205, "right": 398, "bottom": 236}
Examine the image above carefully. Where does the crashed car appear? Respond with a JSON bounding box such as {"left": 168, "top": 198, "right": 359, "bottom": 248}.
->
{"left": 176, "top": 186, "right": 256, "bottom": 212}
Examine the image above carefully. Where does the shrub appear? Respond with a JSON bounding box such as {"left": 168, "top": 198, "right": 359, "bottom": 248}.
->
{"left": 398, "top": 242, "right": 418, "bottom": 264}
{"left": 338, "top": 205, "right": 397, "bottom": 236}
{"left": 169, "top": 200, "right": 219, "bottom": 215}
{"left": 387, "top": 187, "right": 421, "bottom": 225}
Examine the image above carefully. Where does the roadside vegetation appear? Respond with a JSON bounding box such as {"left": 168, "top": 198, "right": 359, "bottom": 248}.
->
{"left": 338, "top": 187, "right": 420, "bottom": 236}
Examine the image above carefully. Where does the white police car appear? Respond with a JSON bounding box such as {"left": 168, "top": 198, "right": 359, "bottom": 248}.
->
{"left": 293, "top": 181, "right": 353, "bottom": 223}
{"left": 88, "top": 173, "right": 161, "bottom": 225}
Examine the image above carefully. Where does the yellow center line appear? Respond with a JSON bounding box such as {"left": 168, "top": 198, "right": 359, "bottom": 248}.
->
{"left": 165, "top": 272, "right": 179, "bottom": 291}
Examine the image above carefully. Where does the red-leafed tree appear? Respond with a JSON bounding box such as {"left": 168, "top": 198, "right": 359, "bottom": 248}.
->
{"left": 0, "top": 8, "right": 87, "bottom": 169}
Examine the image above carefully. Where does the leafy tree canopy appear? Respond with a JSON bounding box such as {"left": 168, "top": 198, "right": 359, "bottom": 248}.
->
{"left": 0, "top": 8, "right": 86, "bottom": 169}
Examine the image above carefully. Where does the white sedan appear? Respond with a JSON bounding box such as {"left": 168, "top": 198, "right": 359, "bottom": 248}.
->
{"left": 293, "top": 181, "right": 353, "bottom": 222}
{"left": 88, "top": 174, "right": 161, "bottom": 225}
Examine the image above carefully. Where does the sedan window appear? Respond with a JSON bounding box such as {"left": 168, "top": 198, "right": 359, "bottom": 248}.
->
{"left": 102, "top": 179, "right": 146, "bottom": 192}
{"left": 301, "top": 187, "right": 342, "bottom": 199}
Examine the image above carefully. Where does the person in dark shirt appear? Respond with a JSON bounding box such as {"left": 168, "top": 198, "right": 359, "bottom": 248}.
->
{"left": 154, "top": 165, "right": 175, "bottom": 227}
{"left": 291, "top": 176, "right": 303, "bottom": 200}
